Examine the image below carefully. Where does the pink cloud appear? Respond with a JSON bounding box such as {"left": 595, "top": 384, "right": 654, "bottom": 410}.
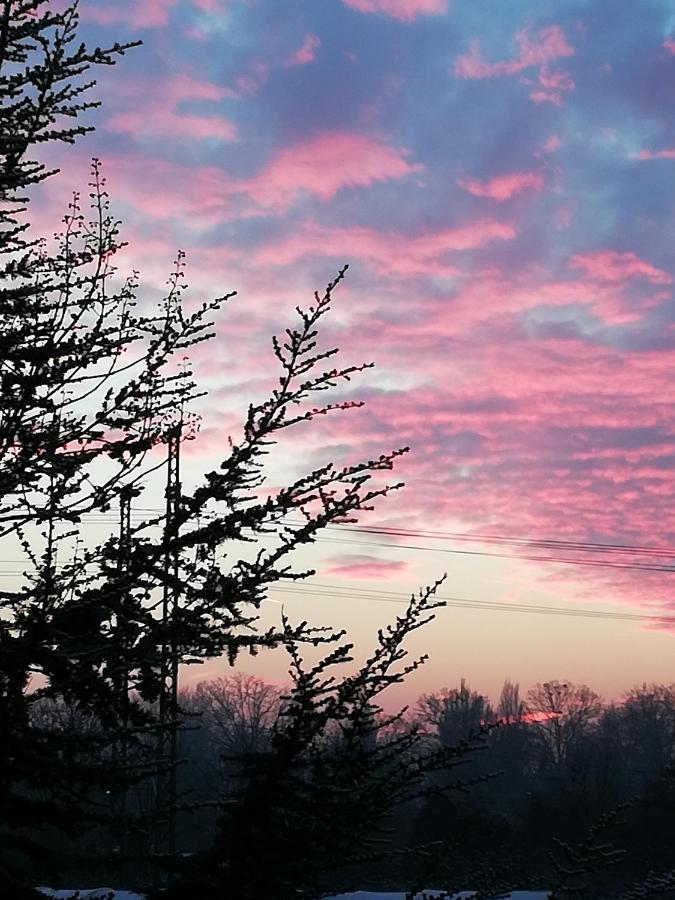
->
{"left": 341, "top": 0, "right": 448, "bottom": 21}
{"left": 531, "top": 66, "right": 575, "bottom": 105}
{"left": 285, "top": 34, "right": 321, "bottom": 67}
{"left": 455, "top": 27, "right": 573, "bottom": 78}
{"left": 516, "top": 27, "right": 574, "bottom": 68}
{"left": 91, "top": 153, "right": 239, "bottom": 224}
{"left": 634, "top": 147, "right": 675, "bottom": 160}
{"left": 158, "top": 238, "right": 675, "bottom": 624}
{"left": 252, "top": 219, "right": 515, "bottom": 275}
{"left": 82, "top": 0, "right": 177, "bottom": 29}
{"left": 664, "top": 38, "right": 675, "bottom": 54}
{"left": 185, "top": 27, "right": 209, "bottom": 41}
{"left": 185, "top": 246, "right": 675, "bottom": 626}
{"left": 323, "top": 554, "right": 409, "bottom": 579}
{"left": 455, "top": 26, "right": 574, "bottom": 104}
{"left": 571, "top": 251, "right": 672, "bottom": 285}
{"left": 287, "top": 323, "right": 675, "bottom": 620}
{"left": 106, "top": 73, "right": 237, "bottom": 143}
{"left": 455, "top": 39, "right": 509, "bottom": 79}
{"left": 543, "top": 135, "right": 561, "bottom": 153}
{"left": 66, "top": 132, "right": 421, "bottom": 229}
{"left": 409, "top": 221, "right": 515, "bottom": 252}
{"left": 458, "top": 171, "right": 543, "bottom": 201}
{"left": 245, "top": 132, "right": 423, "bottom": 207}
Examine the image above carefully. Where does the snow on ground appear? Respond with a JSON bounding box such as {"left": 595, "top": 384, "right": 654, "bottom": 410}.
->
{"left": 39, "top": 890, "right": 548, "bottom": 900}
{"left": 39, "top": 890, "right": 142, "bottom": 900}
{"left": 325, "top": 893, "right": 548, "bottom": 899}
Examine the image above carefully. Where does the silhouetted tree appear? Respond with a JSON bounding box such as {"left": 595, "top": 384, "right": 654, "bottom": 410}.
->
{"left": 416, "top": 679, "right": 493, "bottom": 748}
{"left": 487, "top": 679, "right": 532, "bottom": 806}
{"left": 154, "top": 579, "right": 503, "bottom": 900}
{"left": 180, "top": 674, "right": 281, "bottom": 807}
{"left": 545, "top": 803, "right": 628, "bottom": 899}
{"left": 525, "top": 680, "right": 602, "bottom": 774}
{"left": 0, "top": 2, "right": 410, "bottom": 890}
{"left": 496, "top": 678, "right": 525, "bottom": 723}
{"left": 185, "top": 673, "right": 281, "bottom": 756}
{"left": 622, "top": 870, "right": 675, "bottom": 899}
{"left": 618, "top": 683, "right": 675, "bottom": 785}
{"left": 1, "top": 3, "right": 142, "bottom": 890}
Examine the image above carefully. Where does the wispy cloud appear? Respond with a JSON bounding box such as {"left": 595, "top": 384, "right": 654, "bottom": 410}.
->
{"left": 633, "top": 146, "right": 675, "bottom": 160}
{"left": 458, "top": 171, "right": 544, "bottom": 201}
{"left": 571, "top": 251, "right": 672, "bottom": 285}
{"left": 341, "top": 0, "right": 448, "bottom": 21}
{"left": 242, "top": 132, "right": 423, "bottom": 208}
{"left": 323, "top": 554, "right": 409, "bottom": 579}
{"left": 82, "top": 0, "right": 177, "bottom": 29}
{"left": 455, "top": 25, "right": 574, "bottom": 104}
{"left": 105, "top": 73, "right": 237, "bottom": 142}
{"left": 284, "top": 34, "right": 321, "bottom": 67}
{"left": 252, "top": 219, "right": 515, "bottom": 275}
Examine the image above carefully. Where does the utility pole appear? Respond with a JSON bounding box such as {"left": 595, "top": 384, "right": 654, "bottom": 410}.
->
{"left": 156, "top": 420, "right": 183, "bottom": 858}
{"left": 111, "top": 483, "right": 137, "bottom": 871}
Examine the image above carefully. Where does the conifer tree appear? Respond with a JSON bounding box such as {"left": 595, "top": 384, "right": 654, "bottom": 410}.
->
{"left": 622, "top": 870, "right": 675, "bottom": 899}
{"left": 154, "top": 578, "right": 500, "bottom": 900}
{"left": 0, "top": 1, "right": 410, "bottom": 890}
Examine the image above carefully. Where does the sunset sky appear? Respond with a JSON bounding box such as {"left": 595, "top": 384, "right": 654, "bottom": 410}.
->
{"left": 37, "top": 0, "right": 675, "bottom": 705}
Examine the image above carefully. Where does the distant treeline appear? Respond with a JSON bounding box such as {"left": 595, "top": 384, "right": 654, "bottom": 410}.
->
{"left": 30, "top": 673, "right": 675, "bottom": 896}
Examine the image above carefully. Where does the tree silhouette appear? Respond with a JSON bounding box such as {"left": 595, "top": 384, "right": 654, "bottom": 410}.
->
{"left": 525, "top": 680, "right": 602, "bottom": 774}
{"left": 416, "top": 679, "right": 494, "bottom": 748}
{"left": 0, "top": 2, "right": 411, "bottom": 890}
{"left": 185, "top": 673, "right": 281, "bottom": 757}
{"left": 154, "top": 579, "right": 503, "bottom": 900}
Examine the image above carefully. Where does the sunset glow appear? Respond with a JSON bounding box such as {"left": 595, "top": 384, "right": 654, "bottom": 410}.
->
{"left": 40, "top": 0, "right": 675, "bottom": 703}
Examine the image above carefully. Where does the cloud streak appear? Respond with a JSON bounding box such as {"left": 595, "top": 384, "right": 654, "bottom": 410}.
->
{"left": 243, "top": 132, "right": 422, "bottom": 207}
{"left": 323, "top": 555, "right": 410, "bottom": 579}
{"left": 571, "top": 251, "right": 672, "bottom": 285}
{"left": 82, "top": 0, "right": 177, "bottom": 29}
{"left": 458, "top": 171, "right": 544, "bottom": 201}
{"left": 55, "top": 0, "right": 675, "bottom": 661}
{"left": 455, "top": 26, "right": 574, "bottom": 104}
{"left": 105, "top": 73, "right": 237, "bottom": 143}
{"left": 341, "top": 0, "right": 448, "bottom": 21}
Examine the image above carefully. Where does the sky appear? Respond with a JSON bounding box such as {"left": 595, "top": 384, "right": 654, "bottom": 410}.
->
{"left": 36, "top": 0, "right": 675, "bottom": 705}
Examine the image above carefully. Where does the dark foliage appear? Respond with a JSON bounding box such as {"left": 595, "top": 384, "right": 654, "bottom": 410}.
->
{"left": 0, "top": 1, "right": 411, "bottom": 890}
{"left": 150, "top": 579, "right": 502, "bottom": 900}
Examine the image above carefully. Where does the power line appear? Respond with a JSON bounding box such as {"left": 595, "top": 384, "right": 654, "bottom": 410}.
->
{"left": 1, "top": 566, "right": 670, "bottom": 624}
{"left": 31, "top": 508, "right": 675, "bottom": 557}
{"left": 307, "top": 522, "right": 675, "bottom": 558}
{"left": 2, "top": 530, "right": 674, "bottom": 576}
{"left": 267, "top": 581, "right": 675, "bottom": 624}
{"left": 310, "top": 535, "right": 675, "bottom": 574}
{"left": 49, "top": 511, "right": 675, "bottom": 569}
